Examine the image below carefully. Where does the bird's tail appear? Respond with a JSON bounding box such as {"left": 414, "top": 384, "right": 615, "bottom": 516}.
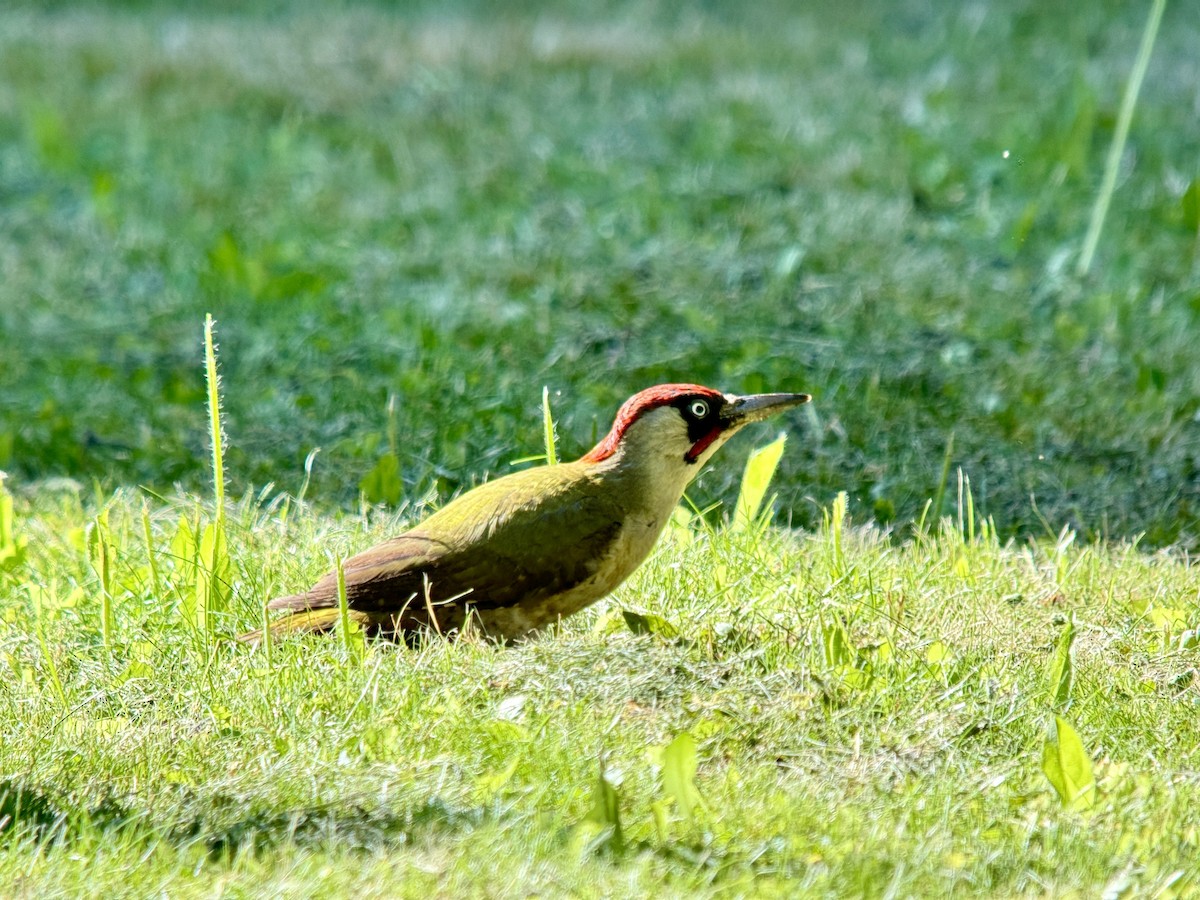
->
{"left": 237, "top": 608, "right": 352, "bottom": 644}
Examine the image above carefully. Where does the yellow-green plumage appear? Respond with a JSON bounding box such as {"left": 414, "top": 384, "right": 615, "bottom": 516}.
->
{"left": 241, "top": 384, "right": 809, "bottom": 643}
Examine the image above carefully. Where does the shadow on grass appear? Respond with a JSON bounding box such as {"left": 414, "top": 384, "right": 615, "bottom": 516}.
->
{"left": 0, "top": 779, "right": 132, "bottom": 844}
{"left": 171, "top": 795, "right": 486, "bottom": 859}
{"left": 0, "top": 778, "right": 485, "bottom": 859}
{"left": 0, "top": 779, "right": 64, "bottom": 838}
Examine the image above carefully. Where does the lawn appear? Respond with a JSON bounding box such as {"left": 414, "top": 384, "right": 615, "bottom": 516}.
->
{"left": 1, "top": 0, "right": 1198, "bottom": 896}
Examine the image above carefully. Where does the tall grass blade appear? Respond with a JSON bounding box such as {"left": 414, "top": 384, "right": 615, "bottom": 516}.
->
{"left": 930, "top": 432, "right": 955, "bottom": 535}
{"left": 200, "top": 315, "right": 232, "bottom": 642}
{"left": 1076, "top": 0, "right": 1166, "bottom": 275}
{"left": 542, "top": 386, "right": 558, "bottom": 466}
{"left": 88, "top": 510, "right": 114, "bottom": 650}
{"left": 141, "top": 502, "right": 162, "bottom": 602}
{"left": 1047, "top": 615, "right": 1075, "bottom": 709}
{"left": 203, "top": 314, "right": 226, "bottom": 526}
{"left": 335, "top": 556, "right": 365, "bottom": 662}
{"left": 824, "top": 491, "right": 848, "bottom": 578}
{"left": 32, "top": 584, "right": 68, "bottom": 706}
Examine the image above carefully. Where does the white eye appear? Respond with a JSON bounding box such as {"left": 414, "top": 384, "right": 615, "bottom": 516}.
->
{"left": 689, "top": 400, "right": 710, "bottom": 418}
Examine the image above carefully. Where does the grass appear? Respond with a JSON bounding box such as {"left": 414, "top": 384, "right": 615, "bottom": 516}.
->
{"left": 2, "top": 0, "right": 1200, "bottom": 895}
{"left": 1, "top": 0, "right": 1198, "bottom": 543}
{"left": 1, "top": 480, "right": 1198, "bottom": 895}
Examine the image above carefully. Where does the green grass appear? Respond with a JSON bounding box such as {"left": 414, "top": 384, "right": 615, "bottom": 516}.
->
{"left": 1, "top": 482, "right": 1198, "bottom": 895}
{"left": 1, "top": 0, "right": 1198, "bottom": 542}
{"left": 2, "top": 0, "right": 1200, "bottom": 895}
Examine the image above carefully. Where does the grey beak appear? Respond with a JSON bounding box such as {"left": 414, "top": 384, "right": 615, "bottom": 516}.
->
{"left": 722, "top": 392, "right": 811, "bottom": 426}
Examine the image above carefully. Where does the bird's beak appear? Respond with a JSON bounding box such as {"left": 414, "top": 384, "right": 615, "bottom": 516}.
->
{"left": 721, "top": 391, "right": 811, "bottom": 427}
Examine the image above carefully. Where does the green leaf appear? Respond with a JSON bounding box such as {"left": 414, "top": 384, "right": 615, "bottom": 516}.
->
{"left": 1042, "top": 715, "right": 1096, "bottom": 809}
{"left": 335, "top": 556, "right": 366, "bottom": 663}
{"left": 822, "top": 617, "right": 854, "bottom": 668}
{"left": 925, "top": 640, "right": 949, "bottom": 666}
{"left": 663, "top": 505, "right": 694, "bottom": 547}
{"left": 171, "top": 514, "right": 200, "bottom": 625}
{"left": 88, "top": 510, "right": 115, "bottom": 648}
{"left": 359, "top": 452, "right": 403, "bottom": 506}
{"left": 732, "top": 433, "right": 787, "bottom": 532}
{"left": 196, "top": 521, "right": 232, "bottom": 634}
{"left": 824, "top": 491, "right": 848, "bottom": 578}
{"left": 0, "top": 476, "right": 28, "bottom": 574}
{"left": 1047, "top": 616, "right": 1075, "bottom": 709}
{"left": 170, "top": 514, "right": 198, "bottom": 569}
{"left": 477, "top": 755, "right": 521, "bottom": 796}
{"left": 1182, "top": 179, "right": 1200, "bottom": 232}
{"left": 658, "top": 731, "right": 706, "bottom": 825}
{"left": 1147, "top": 606, "right": 1188, "bottom": 631}
{"left": 581, "top": 765, "right": 624, "bottom": 855}
{"left": 622, "top": 609, "right": 680, "bottom": 640}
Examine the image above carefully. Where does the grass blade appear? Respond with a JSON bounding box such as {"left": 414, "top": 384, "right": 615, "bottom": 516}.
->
{"left": 1076, "top": 0, "right": 1166, "bottom": 275}
{"left": 542, "top": 386, "right": 558, "bottom": 466}
{"left": 1047, "top": 615, "right": 1076, "bottom": 709}
{"left": 88, "top": 510, "right": 114, "bottom": 651}
{"left": 203, "top": 314, "right": 226, "bottom": 525}
{"left": 930, "top": 432, "right": 955, "bottom": 535}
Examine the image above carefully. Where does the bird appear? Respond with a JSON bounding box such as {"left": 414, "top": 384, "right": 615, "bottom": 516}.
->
{"left": 240, "top": 383, "right": 810, "bottom": 644}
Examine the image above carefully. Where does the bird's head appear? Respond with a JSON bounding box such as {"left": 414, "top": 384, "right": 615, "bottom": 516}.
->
{"left": 580, "top": 384, "right": 811, "bottom": 479}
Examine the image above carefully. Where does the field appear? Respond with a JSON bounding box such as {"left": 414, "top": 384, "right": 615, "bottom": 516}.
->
{"left": 1, "top": 0, "right": 1199, "bottom": 896}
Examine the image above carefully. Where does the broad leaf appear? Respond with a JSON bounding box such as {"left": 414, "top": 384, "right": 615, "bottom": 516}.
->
{"left": 359, "top": 452, "right": 403, "bottom": 506}
{"left": 822, "top": 618, "right": 854, "bottom": 668}
{"left": 0, "top": 478, "right": 28, "bottom": 573}
{"left": 1042, "top": 715, "right": 1095, "bottom": 809}
{"left": 196, "top": 521, "right": 232, "bottom": 634}
{"left": 583, "top": 765, "right": 624, "bottom": 855}
{"left": 658, "top": 731, "right": 706, "bottom": 825}
{"left": 1182, "top": 179, "right": 1200, "bottom": 231}
{"left": 622, "top": 609, "right": 680, "bottom": 640}
{"left": 732, "top": 433, "right": 787, "bottom": 532}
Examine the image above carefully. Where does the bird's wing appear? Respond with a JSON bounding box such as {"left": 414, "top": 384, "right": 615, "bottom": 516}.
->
{"left": 265, "top": 533, "right": 450, "bottom": 613}
{"left": 269, "top": 464, "right": 625, "bottom": 615}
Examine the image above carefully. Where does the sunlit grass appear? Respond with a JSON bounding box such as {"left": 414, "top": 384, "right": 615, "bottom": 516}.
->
{"left": 2, "top": 1, "right": 1200, "bottom": 896}
{"left": 1, "top": 463, "right": 1198, "bottom": 894}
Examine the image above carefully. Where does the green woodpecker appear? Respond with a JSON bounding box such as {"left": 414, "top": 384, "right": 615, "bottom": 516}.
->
{"left": 241, "top": 384, "right": 809, "bottom": 643}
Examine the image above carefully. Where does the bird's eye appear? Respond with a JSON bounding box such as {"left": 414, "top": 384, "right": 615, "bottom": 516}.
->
{"left": 689, "top": 400, "right": 710, "bottom": 418}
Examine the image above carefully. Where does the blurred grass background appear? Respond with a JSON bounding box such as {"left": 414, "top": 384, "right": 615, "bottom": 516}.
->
{"left": 2, "top": 0, "right": 1198, "bottom": 542}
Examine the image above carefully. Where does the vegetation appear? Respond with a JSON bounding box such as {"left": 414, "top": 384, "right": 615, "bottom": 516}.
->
{"left": 2, "top": 0, "right": 1198, "bottom": 542}
{"left": 1, "top": 0, "right": 1198, "bottom": 895}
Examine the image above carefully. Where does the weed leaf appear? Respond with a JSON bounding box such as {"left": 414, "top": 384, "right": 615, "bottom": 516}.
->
{"left": 359, "top": 453, "right": 403, "bottom": 506}
{"left": 0, "top": 476, "right": 28, "bottom": 574}
{"left": 622, "top": 610, "right": 680, "bottom": 640}
{"left": 581, "top": 764, "right": 624, "bottom": 856}
{"left": 732, "top": 433, "right": 786, "bottom": 532}
{"left": 1042, "top": 715, "right": 1096, "bottom": 809}
{"left": 658, "top": 731, "right": 706, "bottom": 825}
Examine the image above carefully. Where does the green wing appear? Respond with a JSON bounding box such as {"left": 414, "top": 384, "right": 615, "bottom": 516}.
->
{"left": 269, "top": 463, "right": 624, "bottom": 618}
